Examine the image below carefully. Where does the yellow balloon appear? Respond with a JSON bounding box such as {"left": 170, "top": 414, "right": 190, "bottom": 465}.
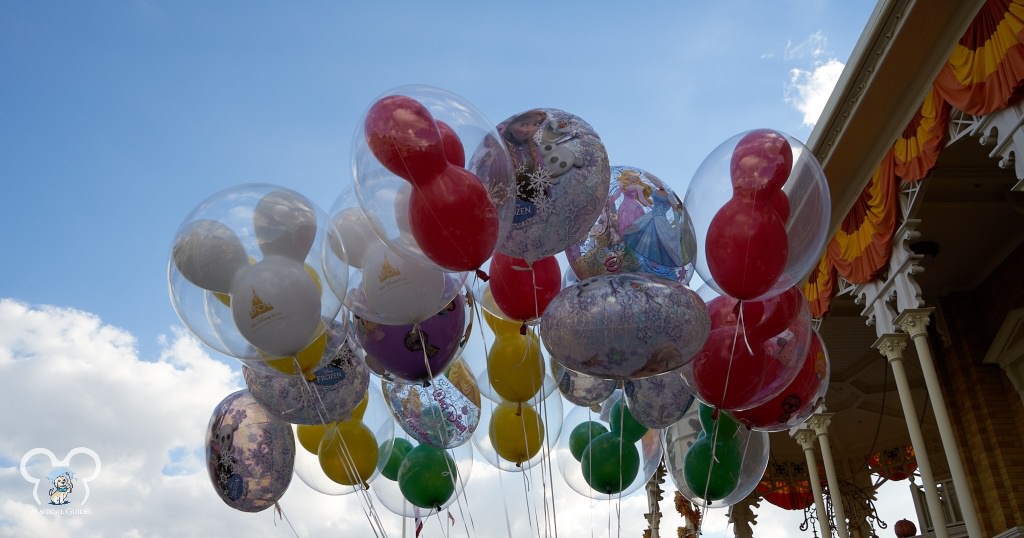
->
{"left": 489, "top": 403, "right": 545, "bottom": 466}
{"left": 318, "top": 421, "right": 379, "bottom": 488}
{"left": 264, "top": 326, "right": 327, "bottom": 377}
{"left": 297, "top": 423, "right": 328, "bottom": 455}
{"left": 487, "top": 331, "right": 544, "bottom": 403}
{"left": 481, "top": 286, "right": 522, "bottom": 335}
{"left": 347, "top": 390, "right": 369, "bottom": 421}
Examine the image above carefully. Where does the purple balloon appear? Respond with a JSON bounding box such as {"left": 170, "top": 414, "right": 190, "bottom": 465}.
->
{"left": 353, "top": 294, "right": 467, "bottom": 384}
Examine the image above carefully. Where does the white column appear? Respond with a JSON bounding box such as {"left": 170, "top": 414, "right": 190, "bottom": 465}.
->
{"left": 808, "top": 414, "right": 850, "bottom": 538}
{"left": 896, "top": 308, "right": 983, "bottom": 538}
{"left": 794, "top": 428, "right": 832, "bottom": 538}
{"left": 873, "top": 334, "right": 949, "bottom": 538}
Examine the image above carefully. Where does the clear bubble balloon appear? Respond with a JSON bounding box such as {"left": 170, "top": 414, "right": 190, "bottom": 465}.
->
{"left": 684, "top": 129, "right": 830, "bottom": 301}
{"left": 472, "top": 392, "right": 563, "bottom": 472}
{"left": 556, "top": 391, "right": 662, "bottom": 500}
{"left": 292, "top": 384, "right": 393, "bottom": 495}
{"left": 682, "top": 286, "right": 812, "bottom": 412}
{"left": 168, "top": 183, "right": 347, "bottom": 360}
{"left": 663, "top": 415, "right": 770, "bottom": 509}
{"left": 331, "top": 185, "right": 469, "bottom": 325}
{"left": 373, "top": 429, "right": 474, "bottom": 518}
{"left": 352, "top": 85, "right": 516, "bottom": 273}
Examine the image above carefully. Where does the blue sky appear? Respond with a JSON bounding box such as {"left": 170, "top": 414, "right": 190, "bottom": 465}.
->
{"left": 0, "top": 2, "right": 909, "bottom": 537}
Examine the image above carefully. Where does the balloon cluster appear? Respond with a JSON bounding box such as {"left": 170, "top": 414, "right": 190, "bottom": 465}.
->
{"left": 169, "top": 84, "right": 835, "bottom": 518}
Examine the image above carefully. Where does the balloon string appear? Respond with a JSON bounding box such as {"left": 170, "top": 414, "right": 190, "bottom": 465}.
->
{"left": 521, "top": 470, "right": 537, "bottom": 537}
{"left": 495, "top": 450, "right": 515, "bottom": 538}
{"left": 272, "top": 502, "right": 300, "bottom": 537}
{"left": 413, "top": 325, "right": 476, "bottom": 537}
{"left": 736, "top": 301, "right": 754, "bottom": 355}
{"left": 540, "top": 393, "right": 559, "bottom": 538}
{"left": 298, "top": 355, "right": 388, "bottom": 538}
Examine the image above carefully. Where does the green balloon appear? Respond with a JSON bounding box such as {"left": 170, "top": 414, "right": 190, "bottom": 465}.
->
{"left": 682, "top": 435, "right": 742, "bottom": 501}
{"left": 397, "top": 444, "right": 458, "bottom": 509}
{"left": 610, "top": 398, "right": 648, "bottom": 444}
{"left": 581, "top": 432, "right": 640, "bottom": 495}
{"left": 697, "top": 403, "right": 739, "bottom": 442}
{"left": 569, "top": 421, "right": 609, "bottom": 462}
{"left": 378, "top": 438, "right": 414, "bottom": 481}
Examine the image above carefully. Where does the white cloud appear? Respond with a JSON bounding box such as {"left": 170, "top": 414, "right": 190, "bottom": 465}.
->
{"left": 785, "top": 31, "right": 829, "bottom": 61}
{"left": 785, "top": 58, "right": 846, "bottom": 126}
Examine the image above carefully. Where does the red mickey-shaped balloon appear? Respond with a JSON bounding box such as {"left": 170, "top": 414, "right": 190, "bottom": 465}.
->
{"left": 730, "top": 329, "right": 828, "bottom": 431}
{"left": 408, "top": 165, "right": 500, "bottom": 272}
{"left": 730, "top": 129, "right": 793, "bottom": 198}
{"left": 436, "top": 120, "right": 465, "bottom": 168}
{"left": 364, "top": 95, "right": 448, "bottom": 185}
{"left": 705, "top": 196, "right": 788, "bottom": 300}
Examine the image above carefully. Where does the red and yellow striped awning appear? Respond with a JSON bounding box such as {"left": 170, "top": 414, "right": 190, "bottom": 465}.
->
{"left": 804, "top": 0, "right": 1024, "bottom": 317}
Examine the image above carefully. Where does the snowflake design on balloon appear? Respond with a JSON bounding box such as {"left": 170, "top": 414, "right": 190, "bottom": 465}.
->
{"left": 528, "top": 166, "right": 557, "bottom": 195}
{"left": 532, "top": 192, "right": 555, "bottom": 216}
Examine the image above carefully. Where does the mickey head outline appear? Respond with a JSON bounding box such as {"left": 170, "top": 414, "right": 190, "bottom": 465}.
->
{"left": 20, "top": 447, "right": 101, "bottom": 506}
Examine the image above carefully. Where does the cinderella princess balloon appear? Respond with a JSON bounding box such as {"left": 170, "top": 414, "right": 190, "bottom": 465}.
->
{"left": 541, "top": 273, "right": 710, "bottom": 380}
{"left": 567, "top": 166, "right": 696, "bottom": 284}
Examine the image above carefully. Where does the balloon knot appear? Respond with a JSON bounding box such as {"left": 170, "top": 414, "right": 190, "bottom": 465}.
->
{"left": 519, "top": 323, "right": 527, "bottom": 335}
{"left": 711, "top": 407, "right": 720, "bottom": 420}
{"left": 515, "top": 402, "right": 523, "bottom": 416}
{"left": 475, "top": 269, "right": 490, "bottom": 282}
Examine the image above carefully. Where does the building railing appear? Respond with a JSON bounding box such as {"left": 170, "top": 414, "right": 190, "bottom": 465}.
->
{"left": 910, "top": 478, "right": 967, "bottom": 537}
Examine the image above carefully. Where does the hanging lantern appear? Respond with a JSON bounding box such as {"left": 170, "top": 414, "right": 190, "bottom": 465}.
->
{"left": 867, "top": 444, "right": 917, "bottom": 482}
{"left": 894, "top": 518, "right": 918, "bottom": 537}
{"left": 756, "top": 461, "right": 814, "bottom": 510}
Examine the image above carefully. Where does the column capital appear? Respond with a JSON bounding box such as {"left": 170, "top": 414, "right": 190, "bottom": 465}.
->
{"left": 872, "top": 333, "right": 909, "bottom": 362}
{"left": 895, "top": 307, "right": 935, "bottom": 337}
{"left": 793, "top": 428, "right": 818, "bottom": 449}
{"left": 807, "top": 412, "right": 834, "bottom": 435}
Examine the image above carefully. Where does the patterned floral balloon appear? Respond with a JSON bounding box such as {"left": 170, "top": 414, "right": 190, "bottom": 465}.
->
{"left": 540, "top": 273, "right": 711, "bottom": 380}
{"left": 623, "top": 370, "right": 696, "bottom": 429}
{"left": 205, "top": 390, "right": 295, "bottom": 512}
{"left": 243, "top": 336, "right": 370, "bottom": 425}
{"left": 492, "top": 109, "right": 610, "bottom": 263}
{"left": 566, "top": 166, "right": 696, "bottom": 284}
{"left": 383, "top": 360, "right": 482, "bottom": 449}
